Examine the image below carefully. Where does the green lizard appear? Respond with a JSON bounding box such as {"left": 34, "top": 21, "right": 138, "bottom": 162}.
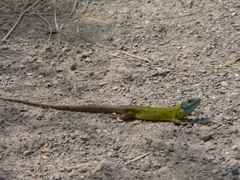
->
{"left": 0, "top": 97, "right": 201, "bottom": 125}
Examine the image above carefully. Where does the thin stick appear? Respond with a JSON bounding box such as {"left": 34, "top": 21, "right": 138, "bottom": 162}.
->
{"left": 131, "top": 33, "right": 135, "bottom": 46}
{"left": 71, "top": 0, "right": 89, "bottom": 21}
{"left": 216, "top": 57, "right": 240, "bottom": 69}
{"left": 124, "top": 151, "right": 153, "bottom": 165}
{"left": 129, "top": 120, "right": 142, "bottom": 126}
{"left": 59, "top": 0, "right": 77, "bottom": 26}
{"left": 183, "top": 2, "right": 226, "bottom": 24}
{"left": 99, "top": 88, "right": 113, "bottom": 100}
{"left": 54, "top": 10, "right": 58, "bottom": 31}
{"left": 35, "top": 8, "right": 52, "bottom": 43}
{"left": 109, "top": 53, "right": 122, "bottom": 58}
{"left": 122, "top": 51, "right": 151, "bottom": 63}
{"left": 82, "top": 16, "right": 110, "bottom": 24}
{"left": 47, "top": 45, "right": 69, "bottom": 72}
{"left": 122, "top": 0, "right": 130, "bottom": 6}
{"left": 98, "top": 51, "right": 123, "bottom": 59}
{"left": 59, "top": 0, "right": 77, "bottom": 44}
{"left": 74, "top": 85, "right": 80, "bottom": 97}
{"left": 1, "top": 0, "right": 42, "bottom": 44}
{"left": 150, "top": 1, "right": 225, "bottom": 21}
{"left": 88, "top": 80, "right": 93, "bottom": 95}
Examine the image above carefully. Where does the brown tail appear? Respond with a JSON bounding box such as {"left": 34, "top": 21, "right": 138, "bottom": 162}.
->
{"left": 0, "top": 97, "right": 125, "bottom": 114}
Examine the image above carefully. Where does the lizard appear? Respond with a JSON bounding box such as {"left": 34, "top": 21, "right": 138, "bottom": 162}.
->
{"left": 0, "top": 97, "right": 201, "bottom": 125}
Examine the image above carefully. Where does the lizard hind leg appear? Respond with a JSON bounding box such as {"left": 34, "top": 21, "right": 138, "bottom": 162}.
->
{"left": 120, "top": 111, "right": 136, "bottom": 121}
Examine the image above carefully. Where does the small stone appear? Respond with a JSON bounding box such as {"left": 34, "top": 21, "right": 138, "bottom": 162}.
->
{"left": 53, "top": 174, "right": 61, "bottom": 180}
{"left": 99, "top": 89, "right": 104, "bottom": 93}
{"left": 66, "top": 167, "right": 72, "bottom": 172}
{"left": 224, "top": 116, "right": 231, "bottom": 121}
{"left": 92, "top": 163, "right": 106, "bottom": 173}
{"left": 207, "top": 155, "right": 215, "bottom": 162}
{"left": 112, "top": 86, "right": 118, "bottom": 90}
{"left": 25, "top": 82, "right": 33, "bottom": 86}
{"left": 159, "top": 166, "right": 168, "bottom": 173}
{"left": 32, "top": 174, "right": 38, "bottom": 178}
{"left": 25, "top": 56, "right": 32, "bottom": 61}
{"left": 23, "top": 150, "right": 35, "bottom": 156}
{"left": 84, "top": 57, "right": 92, "bottom": 63}
{"left": 49, "top": 81, "right": 57, "bottom": 86}
{"left": 55, "top": 67, "right": 63, "bottom": 73}
{"left": 112, "top": 145, "right": 121, "bottom": 150}
{"left": 221, "top": 169, "right": 228, "bottom": 176}
{"left": 1, "top": 45, "right": 9, "bottom": 50}
{"left": 232, "top": 167, "right": 239, "bottom": 175}
{"left": 231, "top": 145, "right": 238, "bottom": 151}
{"left": 235, "top": 155, "right": 240, "bottom": 160}
{"left": 68, "top": 171, "right": 74, "bottom": 177}
{"left": 221, "top": 81, "right": 229, "bottom": 87}
{"left": 185, "top": 130, "right": 192, "bottom": 134}
{"left": 99, "top": 82, "right": 107, "bottom": 86}
{"left": 36, "top": 113, "right": 44, "bottom": 120}
{"left": 96, "top": 129, "right": 102, "bottom": 133}
{"left": 167, "top": 145, "right": 175, "bottom": 152}
{"left": 70, "top": 134, "right": 77, "bottom": 139}
{"left": 77, "top": 54, "right": 83, "bottom": 59}
{"left": 198, "top": 69, "right": 207, "bottom": 73}
{"left": 202, "top": 133, "right": 214, "bottom": 141}
{"left": 5, "top": 76, "right": 11, "bottom": 80}
{"left": 70, "top": 63, "right": 77, "bottom": 71}
{"left": 186, "top": 124, "right": 193, "bottom": 128}
{"left": 82, "top": 51, "right": 93, "bottom": 57}
{"left": 80, "top": 136, "right": 90, "bottom": 141}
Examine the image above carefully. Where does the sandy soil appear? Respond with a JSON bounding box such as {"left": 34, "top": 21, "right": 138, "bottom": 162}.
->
{"left": 0, "top": 0, "right": 240, "bottom": 179}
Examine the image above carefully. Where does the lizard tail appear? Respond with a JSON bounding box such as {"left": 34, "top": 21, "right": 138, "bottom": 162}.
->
{"left": 0, "top": 97, "right": 125, "bottom": 114}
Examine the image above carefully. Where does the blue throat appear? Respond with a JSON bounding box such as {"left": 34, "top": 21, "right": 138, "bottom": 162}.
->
{"left": 181, "top": 99, "right": 201, "bottom": 116}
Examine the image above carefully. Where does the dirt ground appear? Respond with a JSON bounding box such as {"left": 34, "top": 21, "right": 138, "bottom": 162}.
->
{"left": 0, "top": 0, "right": 240, "bottom": 179}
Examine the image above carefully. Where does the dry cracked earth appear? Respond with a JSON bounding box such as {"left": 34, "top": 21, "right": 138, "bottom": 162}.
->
{"left": 0, "top": 0, "right": 240, "bottom": 179}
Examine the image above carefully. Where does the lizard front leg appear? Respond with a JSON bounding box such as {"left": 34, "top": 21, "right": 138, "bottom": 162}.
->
{"left": 172, "top": 119, "right": 187, "bottom": 125}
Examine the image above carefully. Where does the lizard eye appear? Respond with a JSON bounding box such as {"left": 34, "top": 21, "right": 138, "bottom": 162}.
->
{"left": 188, "top": 99, "right": 192, "bottom": 103}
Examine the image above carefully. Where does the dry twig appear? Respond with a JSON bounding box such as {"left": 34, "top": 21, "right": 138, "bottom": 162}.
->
{"left": 216, "top": 56, "right": 240, "bottom": 69}
{"left": 122, "top": 51, "right": 151, "bottom": 63}
{"left": 1, "top": 0, "right": 43, "bottom": 44}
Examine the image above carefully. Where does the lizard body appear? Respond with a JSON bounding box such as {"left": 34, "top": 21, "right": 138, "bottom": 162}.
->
{"left": 0, "top": 97, "right": 201, "bottom": 125}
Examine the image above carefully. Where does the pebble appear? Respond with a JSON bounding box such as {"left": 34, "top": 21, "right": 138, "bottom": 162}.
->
{"left": 70, "top": 63, "right": 77, "bottom": 70}
{"left": 53, "top": 174, "right": 61, "bottom": 180}
{"left": 84, "top": 57, "right": 92, "bottom": 63}
{"left": 207, "top": 155, "right": 215, "bottom": 162}
{"left": 198, "top": 69, "right": 207, "bottom": 73}
{"left": 1, "top": 45, "right": 9, "bottom": 50}
{"left": 23, "top": 150, "right": 35, "bottom": 156}
{"left": 80, "top": 136, "right": 90, "bottom": 141}
{"left": 55, "top": 67, "right": 63, "bottom": 73}
{"left": 221, "top": 81, "right": 229, "bottom": 87}
{"left": 36, "top": 113, "right": 45, "bottom": 120}
{"left": 159, "top": 166, "right": 168, "bottom": 173}
{"left": 68, "top": 171, "right": 75, "bottom": 177}
{"left": 202, "top": 133, "right": 214, "bottom": 141}
{"left": 223, "top": 116, "right": 232, "bottom": 121}
{"left": 167, "top": 145, "right": 175, "bottom": 152}
{"left": 232, "top": 168, "right": 239, "bottom": 175}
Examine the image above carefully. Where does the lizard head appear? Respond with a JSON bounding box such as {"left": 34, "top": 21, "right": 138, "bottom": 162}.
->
{"left": 180, "top": 98, "right": 201, "bottom": 116}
